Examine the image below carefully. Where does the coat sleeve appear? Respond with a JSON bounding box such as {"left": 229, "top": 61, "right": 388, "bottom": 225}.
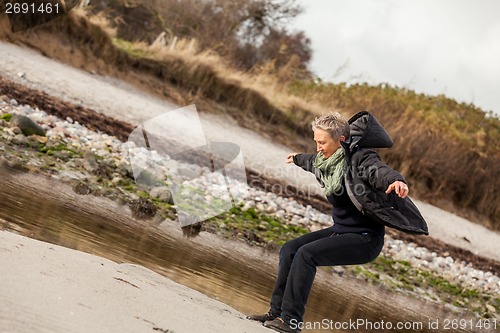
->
{"left": 292, "top": 153, "right": 317, "bottom": 173}
{"left": 293, "top": 153, "right": 324, "bottom": 186}
{"left": 354, "top": 149, "right": 406, "bottom": 192}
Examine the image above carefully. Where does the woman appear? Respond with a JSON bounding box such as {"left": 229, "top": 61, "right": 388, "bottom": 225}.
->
{"left": 248, "top": 111, "right": 427, "bottom": 333}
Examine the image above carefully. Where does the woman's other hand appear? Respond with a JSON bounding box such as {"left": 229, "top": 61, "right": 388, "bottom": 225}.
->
{"left": 287, "top": 153, "right": 298, "bottom": 164}
{"left": 386, "top": 181, "right": 409, "bottom": 198}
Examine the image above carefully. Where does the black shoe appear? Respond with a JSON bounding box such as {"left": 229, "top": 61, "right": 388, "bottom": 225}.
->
{"left": 246, "top": 311, "right": 279, "bottom": 323}
{"left": 263, "top": 317, "right": 301, "bottom": 333}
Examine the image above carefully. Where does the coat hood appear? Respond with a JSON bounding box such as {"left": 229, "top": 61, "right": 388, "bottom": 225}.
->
{"left": 348, "top": 111, "right": 393, "bottom": 149}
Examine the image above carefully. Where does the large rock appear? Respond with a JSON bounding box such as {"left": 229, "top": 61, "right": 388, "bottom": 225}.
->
{"left": 149, "top": 186, "right": 173, "bottom": 204}
{"left": 11, "top": 114, "right": 45, "bottom": 136}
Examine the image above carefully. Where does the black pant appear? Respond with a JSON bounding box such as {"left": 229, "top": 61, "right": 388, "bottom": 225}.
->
{"left": 269, "top": 226, "right": 384, "bottom": 323}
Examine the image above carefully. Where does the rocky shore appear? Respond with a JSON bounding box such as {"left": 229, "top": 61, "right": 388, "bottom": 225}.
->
{"left": 1, "top": 95, "right": 499, "bottom": 319}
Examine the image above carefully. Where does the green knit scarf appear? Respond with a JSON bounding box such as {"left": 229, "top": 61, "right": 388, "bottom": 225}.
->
{"left": 313, "top": 148, "right": 346, "bottom": 195}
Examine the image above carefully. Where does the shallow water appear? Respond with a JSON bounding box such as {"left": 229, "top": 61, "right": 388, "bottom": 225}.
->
{"left": 0, "top": 171, "right": 476, "bottom": 333}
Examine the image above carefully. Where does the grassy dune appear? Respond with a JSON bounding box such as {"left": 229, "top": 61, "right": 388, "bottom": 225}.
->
{"left": 0, "top": 8, "right": 498, "bottom": 229}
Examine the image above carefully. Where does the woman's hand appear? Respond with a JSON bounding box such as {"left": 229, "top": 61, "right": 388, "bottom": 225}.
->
{"left": 287, "top": 153, "right": 298, "bottom": 164}
{"left": 386, "top": 181, "right": 409, "bottom": 198}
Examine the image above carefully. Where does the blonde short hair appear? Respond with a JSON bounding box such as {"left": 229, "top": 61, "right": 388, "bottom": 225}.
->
{"left": 311, "top": 112, "right": 350, "bottom": 140}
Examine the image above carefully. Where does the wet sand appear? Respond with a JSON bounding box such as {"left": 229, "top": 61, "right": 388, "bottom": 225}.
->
{"left": 0, "top": 230, "right": 272, "bottom": 333}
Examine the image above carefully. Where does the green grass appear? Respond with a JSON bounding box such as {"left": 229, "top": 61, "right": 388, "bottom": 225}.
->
{"left": 204, "top": 205, "right": 308, "bottom": 246}
{"left": 354, "top": 255, "right": 498, "bottom": 317}
{"left": 38, "top": 142, "right": 81, "bottom": 157}
{"left": 112, "top": 38, "right": 153, "bottom": 59}
{"left": 1, "top": 113, "right": 13, "bottom": 122}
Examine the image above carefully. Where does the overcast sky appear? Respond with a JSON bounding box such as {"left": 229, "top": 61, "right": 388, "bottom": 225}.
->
{"left": 291, "top": 0, "right": 500, "bottom": 116}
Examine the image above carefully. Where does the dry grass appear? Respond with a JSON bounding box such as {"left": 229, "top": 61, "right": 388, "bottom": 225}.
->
{"left": 111, "top": 28, "right": 327, "bottom": 120}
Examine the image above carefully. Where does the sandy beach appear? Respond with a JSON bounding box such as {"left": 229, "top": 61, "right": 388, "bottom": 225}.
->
{"left": 0, "top": 230, "right": 272, "bottom": 333}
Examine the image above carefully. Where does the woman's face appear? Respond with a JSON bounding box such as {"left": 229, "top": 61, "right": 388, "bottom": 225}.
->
{"left": 314, "top": 128, "right": 342, "bottom": 159}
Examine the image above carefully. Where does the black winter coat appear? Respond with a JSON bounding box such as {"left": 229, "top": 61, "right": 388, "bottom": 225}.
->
{"left": 294, "top": 111, "right": 429, "bottom": 235}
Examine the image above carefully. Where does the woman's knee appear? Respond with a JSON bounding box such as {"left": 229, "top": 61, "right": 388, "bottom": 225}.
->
{"left": 294, "top": 246, "right": 315, "bottom": 266}
{"left": 280, "top": 239, "right": 300, "bottom": 258}
{"left": 280, "top": 241, "right": 295, "bottom": 257}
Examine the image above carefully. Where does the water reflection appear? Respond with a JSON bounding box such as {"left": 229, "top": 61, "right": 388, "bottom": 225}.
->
{"left": 0, "top": 171, "right": 474, "bottom": 332}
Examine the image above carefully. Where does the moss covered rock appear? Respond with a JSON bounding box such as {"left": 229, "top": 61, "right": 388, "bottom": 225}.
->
{"left": 11, "top": 114, "right": 45, "bottom": 136}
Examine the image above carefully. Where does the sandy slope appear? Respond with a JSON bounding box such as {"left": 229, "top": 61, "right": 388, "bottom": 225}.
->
{"left": 0, "top": 42, "right": 498, "bottom": 262}
{"left": 0, "top": 230, "right": 271, "bottom": 333}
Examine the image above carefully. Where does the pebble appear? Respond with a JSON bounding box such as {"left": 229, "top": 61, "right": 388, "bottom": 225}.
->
{"left": 12, "top": 134, "right": 28, "bottom": 145}
{"left": 1, "top": 99, "right": 499, "bottom": 297}
{"left": 486, "top": 304, "right": 496, "bottom": 313}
